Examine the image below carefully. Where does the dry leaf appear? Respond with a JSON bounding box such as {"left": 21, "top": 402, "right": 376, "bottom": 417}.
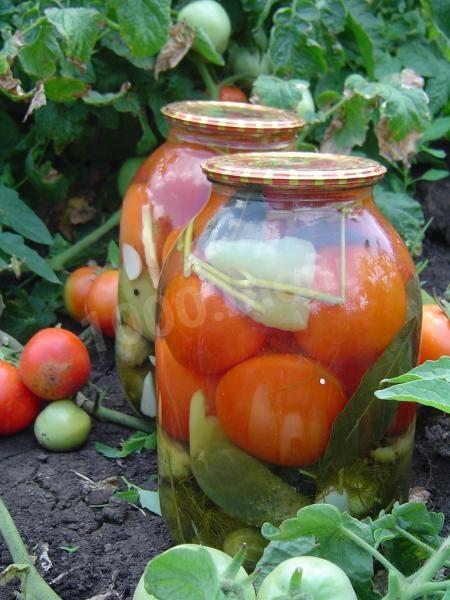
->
{"left": 375, "top": 116, "right": 421, "bottom": 167}
{"left": 23, "top": 82, "right": 46, "bottom": 122}
{"left": 59, "top": 196, "right": 96, "bottom": 239}
{"left": 155, "top": 23, "right": 196, "bottom": 78}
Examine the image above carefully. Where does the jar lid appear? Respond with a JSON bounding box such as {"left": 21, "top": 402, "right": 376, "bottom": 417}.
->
{"left": 202, "top": 152, "right": 387, "bottom": 188}
{"left": 161, "top": 101, "right": 303, "bottom": 134}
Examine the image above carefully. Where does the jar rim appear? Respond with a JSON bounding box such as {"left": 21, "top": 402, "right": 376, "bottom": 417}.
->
{"left": 202, "top": 152, "right": 387, "bottom": 189}
{"left": 161, "top": 101, "right": 304, "bottom": 134}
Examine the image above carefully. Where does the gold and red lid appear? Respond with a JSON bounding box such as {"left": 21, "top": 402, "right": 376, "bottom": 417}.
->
{"left": 161, "top": 101, "right": 303, "bottom": 134}
{"left": 202, "top": 152, "right": 387, "bottom": 188}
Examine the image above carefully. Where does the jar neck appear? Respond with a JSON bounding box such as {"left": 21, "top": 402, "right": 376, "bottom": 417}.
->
{"left": 212, "top": 182, "right": 375, "bottom": 207}
{"left": 167, "top": 123, "right": 297, "bottom": 152}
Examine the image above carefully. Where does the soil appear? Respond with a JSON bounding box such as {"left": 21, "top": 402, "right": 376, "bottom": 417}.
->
{"left": 0, "top": 236, "right": 449, "bottom": 600}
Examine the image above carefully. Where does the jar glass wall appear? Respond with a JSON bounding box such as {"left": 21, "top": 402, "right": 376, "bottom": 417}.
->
{"left": 117, "top": 103, "right": 302, "bottom": 417}
{"left": 155, "top": 152, "right": 421, "bottom": 557}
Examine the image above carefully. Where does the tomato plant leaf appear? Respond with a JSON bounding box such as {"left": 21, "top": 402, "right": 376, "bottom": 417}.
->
{"left": 19, "top": 23, "right": 61, "bottom": 80}
{"left": 192, "top": 26, "right": 225, "bottom": 66}
{"left": 144, "top": 546, "right": 221, "bottom": 600}
{"left": 262, "top": 504, "right": 374, "bottom": 583}
{"left": 374, "top": 188, "right": 425, "bottom": 251}
{"left": 138, "top": 489, "right": 161, "bottom": 515}
{"left": 0, "top": 233, "right": 59, "bottom": 283}
{"left": 82, "top": 83, "right": 131, "bottom": 106}
{"left": 420, "top": 116, "right": 450, "bottom": 143}
{"left": 44, "top": 77, "right": 88, "bottom": 103}
{"left": 251, "top": 75, "right": 310, "bottom": 110}
{"left": 0, "top": 184, "right": 52, "bottom": 245}
{"left": 255, "top": 537, "right": 317, "bottom": 590}
{"left": 375, "top": 357, "right": 450, "bottom": 412}
{"left": 269, "top": 6, "right": 327, "bottom": 80}
{"left": 111, "top": 0, "right": 170, "bottom": 59}
{"left": 96, "top": 431, "right": 156, "bottom": 459}
{"left": 45, "top": 8, "right": 101, "bottom": 62}
{"left": 418, "top": 168, "right": 450, "bottom": 182}
{"left": 100, "top": 31, "right": 155, "bottom": 70}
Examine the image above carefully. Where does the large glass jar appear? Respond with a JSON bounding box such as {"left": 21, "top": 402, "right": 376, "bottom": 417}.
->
{"left": 156, "top": 152, "right": 421, "bottom": 555}
{"left": 117, "top": 102, "right": 302, "bottom": 417}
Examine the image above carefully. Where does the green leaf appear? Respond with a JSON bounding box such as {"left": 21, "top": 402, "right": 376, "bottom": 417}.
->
{"left": 343, "top": 0, "right": 383, "bottom": 78}
{"left": 429, "top": 0, "right": 450, "bottom": 38}
{"left": 0, "top": 232, "right": 59, "bottom": 283}
{"left": 426, "top": 74, "right": 450, "bottom": 116}
{"left": 144, "top": 546, "right": 220, "bottom": 600}
{"left": 0, "top": 184, "right": 52, "bottom": 244}
{"left": 255, "top": 538, "right": 317, "bottom": 589}
{"left": 111, "top": 0, "right": 170, "bottom": 59}
{"left": 375, "top": 357, "right": 450, "bottom": 412}
{"left": 419, "top": 168, "right": 449, "bottom": 181}
{"left": 44, "top": 77, "right": 88, "bottom": 102}
{"left": 60, "top": 545, "right": 80, "bottom": 553}
{"left": 269, "top": 6, "right": 327, "bottom": 79}
{"left": 323, "top": 94, "right": 373, "bottom": 152}
{"left": 379, "top": 81, "right": 430, "bottom": 142}
{"left": 322, "top": 314, "right": 419, "bottom": 474}
{"left": 82, "top": 83, "right": 131, "bottom": 106}
{"left": 45, "top": 8, "right": 101, "bottom": 62}
{"left": 25, "top": 148, "right": 69, "bottom": 203}
{"left": 33, "top": 101, "right": 89, "bottom": 154}
{"left": 100, "top": 31, "right": 155, "bottom": 70}
{"left": 321, "top": 0, "right": 347, "bottom": 34}
{"left": 19, "top": 23, "right": 60, "bottom": 79}
{"left": 192, "top": 26, "right": 225, "bottom": 66}
{"left": 421, "top": 116, "right": 450, "bottom": 143}
{"left": 374, "top": 188, "right": 425, "bottom": 249}
{"left": 346, "top": 11, "right": 375, "bottom": 78}
{"left": 138, "top": 489, "right": 161, "bottom": 515}
{"left": 107, "top": 240, "right": 119, "bottom": 268}
{"left": 262, "top": 504, "right": 374, "bottom": 583}
{"left": 95, "top": 431, "right": 156, "bottom": 459}
{"left": 251, "top": 75, "right": 311, "bottom": 110}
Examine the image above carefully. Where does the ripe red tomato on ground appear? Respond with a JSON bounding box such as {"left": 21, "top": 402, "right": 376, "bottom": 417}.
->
{"left": 19, "top": 328, "right": 91, "bottom": 400}
{"left": 218, "top": 86, "right": 248, "bottom": 102}
{"left": 157, "top": 339, "right": 217, "bottom": 441}
{"left": 64, "top": 266, "right": 99, "bottom": 322}
{"left": 216, "top": 354, "right": 347, "bottom": 466}
{"left": 0, "top": 360, "right": 42, "bottom": 435}
{"left": 160, "top": 273, "right": 266, "bottom": 374}
{"left": 418, "top": 304, "right": 450, "bottom": 364}
{"left": 86, "top": 269, "right": 119, "bottom": 337}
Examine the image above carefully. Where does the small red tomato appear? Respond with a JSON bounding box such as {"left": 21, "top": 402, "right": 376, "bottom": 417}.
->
{"left": 64, "top": 266, "right": 99, "bottom": 322}
{"left": 418, "top": 304, "right": 450, "bottom": 364}
{"left": 19, "top": 328, "right": 91, "bottom": 401}
{"left": 218, "top": 86, "right": 248, "bottom": 102}
{"left": 85, "top": 270, "right": 119, "bottom": 337}
{"left": 0, "top": 360, "right": 42, "bottom": 435}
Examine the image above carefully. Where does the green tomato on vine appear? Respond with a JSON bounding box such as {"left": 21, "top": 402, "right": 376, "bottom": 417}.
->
{"left": 178, "top": 0, "right": 231, "bottom": 55}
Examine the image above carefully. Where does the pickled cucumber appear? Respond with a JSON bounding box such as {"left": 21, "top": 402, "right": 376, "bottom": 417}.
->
{"left": 189, "top": 391, "right": 310, "bottom": 527}
{"left": 116, "top": 322, "right": 152, "bottom": 367}
{"left": 116, "top": 355, "right": 151, "bottom": 415}
{"left": 118, "top": 268, "right": 157, "bottom": 341}
{"left": 158, "top": 426, "right": 191, "bottom": 481}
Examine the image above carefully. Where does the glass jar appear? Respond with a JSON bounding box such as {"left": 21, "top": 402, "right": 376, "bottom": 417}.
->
{"left": 117, "top": 102, "right": 302, "bottom": 417}
{"left": 156, "top": 152, "right": 421, "bottom": 555}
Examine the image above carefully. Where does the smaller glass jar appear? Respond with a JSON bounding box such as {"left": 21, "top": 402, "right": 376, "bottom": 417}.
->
{"left": 156, "top": 152, "right": 421, "bottom": 556}
{"left": 117, "top": 102, "right": 302, "bottom": 417}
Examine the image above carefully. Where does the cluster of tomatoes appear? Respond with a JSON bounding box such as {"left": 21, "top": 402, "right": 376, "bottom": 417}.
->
{"left": 0, "top": 328, "right": 92, "bottom": 450}
{"left": 64, "top": 265, "right": 119, "bottom": 337}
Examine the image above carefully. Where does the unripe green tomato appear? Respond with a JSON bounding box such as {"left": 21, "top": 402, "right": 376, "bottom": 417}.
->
{"left": 230, "top": 47, "right": 270, "bottom": 80}
{"left": 118, "top": 157, "right": 146, "bottom": 198}
{"left": 34, "top": 400, "right": 92, "bottom": 452}
{"left": 257, "top": 556, "right": 357, "bottom": 600}
{"left": 295, "top": 84, "right": 315, "bottom": 118}
{"left": 178, "top": 0, "right": 231, "bottom": 54}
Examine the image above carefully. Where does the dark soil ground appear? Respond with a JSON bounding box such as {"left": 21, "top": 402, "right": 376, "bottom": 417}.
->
{"left": 0, "top": 235, "right": 449, "bottom": 600}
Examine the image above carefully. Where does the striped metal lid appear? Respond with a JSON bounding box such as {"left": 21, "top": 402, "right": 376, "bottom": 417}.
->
{"left": 161, "top": 101, "right": 303, "bottom": 134}
{"left": 202, "top": 152, "right": 387, "bottom": 188}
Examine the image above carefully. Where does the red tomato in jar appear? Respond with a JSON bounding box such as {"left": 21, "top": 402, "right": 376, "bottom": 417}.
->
{"left": 157, "top": 339, "right": 217, "bottom": 441}
{"left": 418, "top": 304, "right": 450, "bottom": 364}
{"left": 86, "top": 270, "right": 119, "bottom": 337}
{"left": 19, "top": 329, "right": 91, "bottom": 401}
{"left": 64, "top": 266, "right": 100, "bottom": 323}
{"left": 295, "top": 245, "right": 407, "bottom": 383}
{"left": 215, "top": 354, "right": 347, "bottom": 466}
{"left": 160, "top": 273, "right": 267, "bottom": 374}
{"left": 0, "top": 360, "right": 42, "bottom": 435}
{"left": 218, "top": 86, "right": 248, "bottom": 103}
